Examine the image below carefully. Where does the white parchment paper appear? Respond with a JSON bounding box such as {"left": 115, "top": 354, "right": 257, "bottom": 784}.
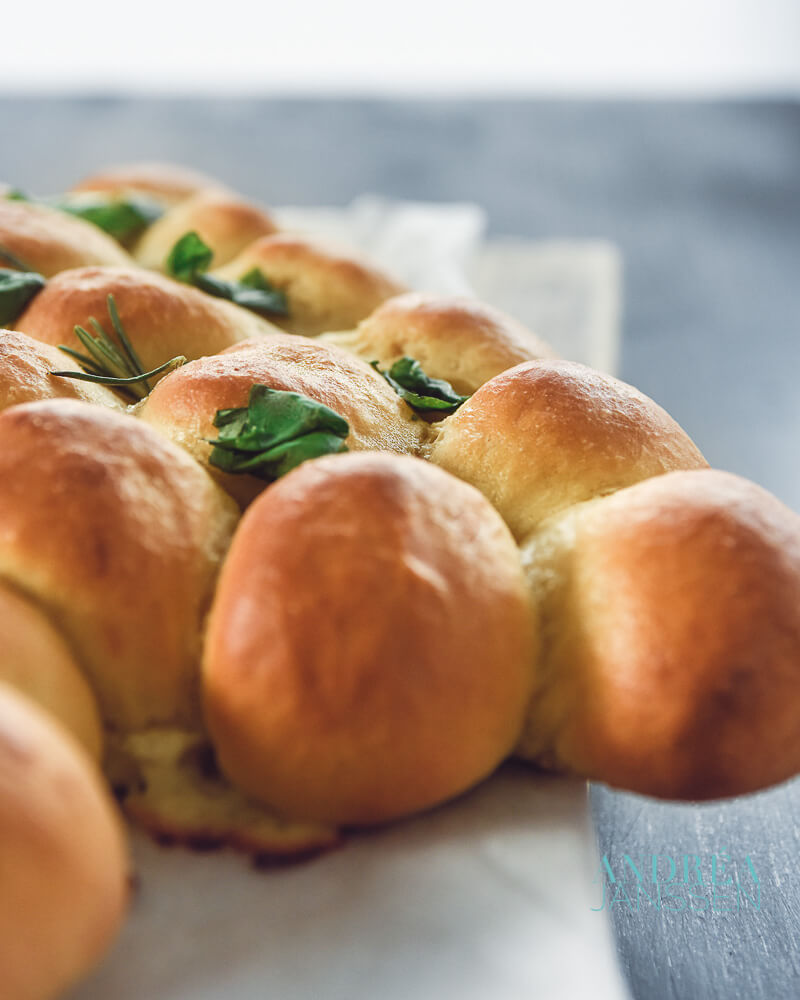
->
{"left": 277, "top": 196, "right": 622, "bottom": 373}
{"left": 72, "top": 768, "right": 627, "bottom": 1000}
{"left": 70, "top": 200, "right": 628, "bottom": 1000}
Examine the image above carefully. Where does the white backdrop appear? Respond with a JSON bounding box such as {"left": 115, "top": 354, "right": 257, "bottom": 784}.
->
{"left": 2, "top": 0, "right": 799, "bottom": 94}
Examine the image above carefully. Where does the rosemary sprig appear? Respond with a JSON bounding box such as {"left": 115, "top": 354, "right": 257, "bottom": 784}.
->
{"left": 51, "top": 294, "right": 186, "bottom": 401}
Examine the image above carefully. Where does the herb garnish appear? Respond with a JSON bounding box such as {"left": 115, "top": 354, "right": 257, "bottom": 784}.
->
{"left": 0, "top": 268, "right": 46, "bottom": 325}
{"left": 370, "top": 357, "right": 469, "bottom": 415}
{"left": 166, "top": 231, "right": 289, "bottom": 318}
{"left": 166, "top": 230, "right": 213, "bottom": 281}
{"left": 51, "top": 294, "right": 186, "bottom": 402}
{"left": 4, "top": 188, "right": 163, "bottom": 244}
{"left": 56, "top": 195, "right": 164, "bottom": 243}
{"left": 207, "top": 384, "right": 349, "bottom": 482}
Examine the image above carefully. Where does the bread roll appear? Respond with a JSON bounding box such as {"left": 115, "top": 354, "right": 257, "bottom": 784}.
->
{"left": 134, "top": 189, "right": 278, "bottom": 271}
{"left": 0, "top": 330, "right": 123, "bottom": 413}
{"left": 516, "top": 469, "right": 800, "bottom": 800}
{"left": 138, "top": 337, "right": 427, "bottom": 505}
{"left": 71, "top": 161, "right": 227, "bottom": 206}
{"left": 0, "top": 582, "right": 103, "bottom": 760}
{"left": 0, "top": 382, "right": 345, "bottom": 861}
{"left": 0, "top": 682, "right": 128, "bottom": 1000}
{"left": 203, "top": 452, "right": 537, "bottom": 824}
{"left": 212, "top": 234, "right": 405, "bottom": 336}
{"left": 0, "top": 395, "right": 340, "bottom": 860}
{"left": 0, "top": 199, "right": 132, "bottom": 277}
{"left": 0, "top": 400, "right": 239, "bottom": 732}
{"left": 14, "top": 266, "right": 281, "bottom": 379}
{"left": 430, "top": 359, "right": 707, "bottom": 540}
{"left": 322, "top": 293, "right": 556, "bottom": 394}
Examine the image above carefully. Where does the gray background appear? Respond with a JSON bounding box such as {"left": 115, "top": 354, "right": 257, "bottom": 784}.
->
{"left": 2, "top": 97, "right": 798, "bottom": 998}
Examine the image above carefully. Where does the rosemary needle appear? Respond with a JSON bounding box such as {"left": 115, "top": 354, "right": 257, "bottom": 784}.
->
{"left": 51, "top": 356, "right": 186, "bottom": 394}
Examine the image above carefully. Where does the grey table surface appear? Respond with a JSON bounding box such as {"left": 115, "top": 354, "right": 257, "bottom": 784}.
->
{"left": 1, "top": 96, "right": 799, "bottom": 999}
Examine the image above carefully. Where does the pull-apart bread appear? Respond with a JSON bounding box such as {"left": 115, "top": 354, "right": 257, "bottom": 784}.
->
{"left": 1, "top": 160, "right": 800, "bottom": 997}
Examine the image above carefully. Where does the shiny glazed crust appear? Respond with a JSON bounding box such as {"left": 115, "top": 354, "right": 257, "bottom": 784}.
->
{"left": 430, "top": 359, "right": 708, "bottom": 540}
{"left": 0, "top": 400, "right": 239, "bottom": 732}
{"left": 203, "top": 452, "right": 537, "bottom": 824}
{"left": 517, "top": 469, "right": 800, "bottom": 799}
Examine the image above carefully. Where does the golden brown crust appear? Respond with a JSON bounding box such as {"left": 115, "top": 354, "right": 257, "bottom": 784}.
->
{"left": 0, "top": 330, "right": 124, "bottom": 413}
{"left": 517, "top": 470, "right": 800, "bottom": 800}
{"left": 322, "top": 292, "right": 557, "bottom": 394}
{"left": 71, "top": 161, "right": 227, "bottom": 205}
{"left": 13, "top": 266, "right": 281, "bottom": 377}
{"left": 430, "top": 359, "right": 707, "bottom": 540}
{"left": 203, "top": 452, "right": 537, "bottom": 824}
{"left": 133, "top": 189, "right": 278, "bottom": 271}
{"left": 114, "top": 729, "right": 341, "bottom": 860}
{"left": 0, "top": 582, "right": 104, "bottom": 761}
{"left": 213, "top": 234, "right": 406, "bottom": 336}
{"left": 0, "top": 400, "right": 240, "bottom": 732}
{"left": 138, "top": 337, "right": 428, "bottom": 506}
{"left": 0, "top": 683, "right": 128, "bottom": 1000}
{"left": 0, "top": 199, "right": 132, "bottom": 278}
